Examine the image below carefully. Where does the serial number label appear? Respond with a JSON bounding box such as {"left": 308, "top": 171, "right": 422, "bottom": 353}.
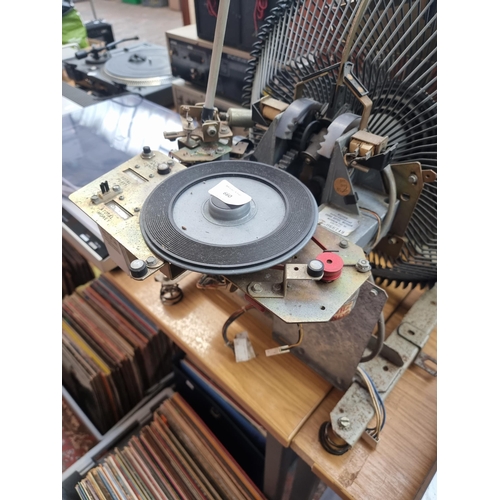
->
{"left": 318, "top": 206, "right": 360, "bottom": 236}
{"left": 208, "top": 180, "right": 252, "bottom": 206}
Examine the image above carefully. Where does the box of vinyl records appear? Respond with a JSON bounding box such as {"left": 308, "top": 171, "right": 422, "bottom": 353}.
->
{"left": 71, "top": 392, "right": 267, "bottom": 500}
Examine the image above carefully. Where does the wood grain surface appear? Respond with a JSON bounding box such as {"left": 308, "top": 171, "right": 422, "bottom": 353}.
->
{"left": 290, "top": 288, "right": 437, "bottom": 500}
{"left": 106, "top": 269, "right": 333, "bottom": 447}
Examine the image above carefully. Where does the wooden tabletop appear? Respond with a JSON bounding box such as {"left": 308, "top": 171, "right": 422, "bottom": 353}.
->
{"left": 290, "top": 287, "right": 437, "bottom": 500}
{"left": 106, "top": 269, "right": 332, "bottom": 447}
{"left": 106, "top": 269, "right": 436, "bottom": 498}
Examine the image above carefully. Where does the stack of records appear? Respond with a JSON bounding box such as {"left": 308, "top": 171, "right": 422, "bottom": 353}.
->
{"left": 62, "top": 239, "right": 95, "bottom": 298}
{"left": 62, "top": 274, "right": 173, "bottom": 434}
{"left": 75, "top": 392, "right": 267, "bottom": 500}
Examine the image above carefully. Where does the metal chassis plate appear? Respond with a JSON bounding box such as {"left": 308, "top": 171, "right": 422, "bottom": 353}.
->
{"left": 228, "top": 225, "right": 371, "bottom": 323}
{"left": 69, "top": 151, "right": 186, "bottom": 279}
{"left": 272, "top": 279, "right": 388, "bottom": 390}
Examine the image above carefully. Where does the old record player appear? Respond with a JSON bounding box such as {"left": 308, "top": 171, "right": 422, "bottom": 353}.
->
{"left": 63, "top": 41, "right": 175, "bottom": 108}
{"left": 69, "top": 0, "right": 438, "bottom": 455}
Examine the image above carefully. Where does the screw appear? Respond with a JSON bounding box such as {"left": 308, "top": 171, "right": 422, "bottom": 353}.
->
{"left": 134, "top": 207, "right": 140, "bottom": 213}
{"left": 251, "top": 283, "right": 263, "bottom": 293}
{"left": 167, "top": 159, "right": 175, "bottom": 166}
{"left": 388, "top": 237, "right": 397, "bottom": 245}
{"left": 272, "top": 283, "right": 282, "bottom": 292}
{"left": 337, "top": 416, "right": 351, "bottom": 429}
{"left": 119, "top": 195, "right": 125, "bottom": 200}
{"left": 370, "top": 289, "right": 379, "bottom": 296}
{"left": 408, "top": 174, "right": 418, "bottom": 184}
{"left": 146, "top": 256, "right": 157, "bottom": 267}
{"left": 149, "top": 174, "right": 154, "bottom": 178}
{"left": 356, "top": 259, "right": 371, "bottom": 273}
{"left": 91, "top": 195, "right": 99, "bottom": 204}
{"left": 339, "top": 239, "right": 349, "bottom": 249}
{"left": 216, "top": 147, "right": 224, "bottom": 153}
{"left": 135, "top": 164, "right": 140, "bottom": 168}
{"left": 112, "top": 185, "right": 120, "bottom": 192}
{"left": 220, "top": 126, "right": 229, "bottom": 133}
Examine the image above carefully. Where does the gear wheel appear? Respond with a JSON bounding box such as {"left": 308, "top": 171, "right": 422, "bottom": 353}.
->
{"left": 275, "top": 149, "right": 299, "bottom": 170}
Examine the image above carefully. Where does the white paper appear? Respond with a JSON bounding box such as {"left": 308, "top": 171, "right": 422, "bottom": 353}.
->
{"left": 209, "top": 180, "right": 252, "bottom": 206}
{"left": 318, "top": 206, "right": 360, "bottom": 236}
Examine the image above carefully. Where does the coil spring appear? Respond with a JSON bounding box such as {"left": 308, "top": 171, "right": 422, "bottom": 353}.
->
{"left": 241, "top": 0, "right": 298, "bottom": 107}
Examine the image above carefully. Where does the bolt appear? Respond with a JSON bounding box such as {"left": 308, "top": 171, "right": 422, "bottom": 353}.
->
{"left": 149, "top": 174, "right": 154, "bottom": 178}
{"left": 135, "top": 164, "right": 140, "bottom": 168}
{"left": 157, "top": 162, "right": 171, "bottom": 175}
{"left": 112, "top": 185, "right": 120, "bottom": 192}
{"left": 129, "top": 259, "right": 147, "bottom": 278}
{"left": 206, "top": 126, "right": 217, "bottom": 137}
{"left": 272, "top": 283, "right": 282, "bottom": 292}
{"left": 134, "top": 207, "right": 140, "bottom": 213}
{"left": 307, "top": 259, "right": 324, "bottom": 278}
{"left": 388, "top": 237, "right": 397, "bottom": 245}
{"left": 356, "top": 258, "right": 371, "bottom": 273}
{"left": 370, "top": 289, "right": 379, "bottom": 296}
{"left": 251, "top": 283, "right": 263, "bottom": 293}
{"left": 408, "top": 174, "right": 418, "bottom": 184}
{"left": 186, "top": 116, "right": 193, "bottom": 123}
{"left": 146, "top": 256, "right": 157, "bottom": 267}
{"left": 220, "top": 126, "right": 229, "bottom": 133}
{"left": 216, "top": 147, "right": 224, "bottom": 153}
{"left": 91, "top": 195, "right": 100, "bottom": 204}
{"left": 337, "top": 416, "right": 351, "bottom": 429}
{"left": 167, "top": 159, "right": 175, "bottom": 166}
{"left": 119, "top": 195, "right": 125, "bottom": 200}
{"left": 339, "top": 239, "right": 349, "bottom": 249}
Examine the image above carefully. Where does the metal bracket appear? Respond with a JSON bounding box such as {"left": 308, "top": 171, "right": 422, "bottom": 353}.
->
{"left": 413, "top": 351, "right": 437, "bottom": 377}
{"left": 329, "top": 284, "right": 437, "bottom": 447}
{"left": 247, "top": 263, "right": 322, "bottom": 299}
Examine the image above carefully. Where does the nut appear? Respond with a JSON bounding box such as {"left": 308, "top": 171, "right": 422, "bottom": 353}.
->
{"left": 355, "top": 259, "right": 371, "bottom": 273}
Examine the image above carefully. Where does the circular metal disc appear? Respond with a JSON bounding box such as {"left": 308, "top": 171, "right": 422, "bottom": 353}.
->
{"left": 103, "top": 45, "right": 172, "bottom": 87}
{"left": 140, "top": 160, "right": 318, "bottom": 274}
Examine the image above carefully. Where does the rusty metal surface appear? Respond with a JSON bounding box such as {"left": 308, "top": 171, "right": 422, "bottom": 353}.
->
{"left": 69, "top": 151, "right": 186, "bottom": 276}
{"left": 272, "top": 280, "right": 388, "bottom": 390}
{"left": 228, "top": 225, "right": 371, "bottom": 323}
{"left": 329, "top": 284, "right": 437, "bottom": 447}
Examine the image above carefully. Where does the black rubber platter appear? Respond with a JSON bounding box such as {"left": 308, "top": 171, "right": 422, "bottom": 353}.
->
{"left": 140, "top": 160, "right": 318, "bottom": 275}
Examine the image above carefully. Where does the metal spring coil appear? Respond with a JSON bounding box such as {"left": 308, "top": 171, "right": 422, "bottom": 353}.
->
{"left": 241, "top": 0, "right": 298, "bottom": 107}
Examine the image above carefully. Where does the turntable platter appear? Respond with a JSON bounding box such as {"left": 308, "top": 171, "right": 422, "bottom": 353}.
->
{"left": 102, "top": 44, "right": 172, "bottom": 87}
{"left": 140, "top": 160, "right": 318, "bottom": 274}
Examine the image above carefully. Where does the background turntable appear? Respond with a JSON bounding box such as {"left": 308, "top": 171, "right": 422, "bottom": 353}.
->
{"left": 63, "top": 41, "right": 175, "bottom": 108}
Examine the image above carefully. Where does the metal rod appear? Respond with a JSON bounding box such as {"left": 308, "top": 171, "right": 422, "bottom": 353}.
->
{"left": 88, "top": 0, "right": 98, "bottom": 21}
{"left": 202, "top": 0, "right": 231, "bottom": 121}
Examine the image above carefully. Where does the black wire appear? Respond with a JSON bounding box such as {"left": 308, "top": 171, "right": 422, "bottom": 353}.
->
{"left": 359, "top": 313, "right": 386, "bottom": 363}
{"left": 222, "top": 306, "right": 254, "bottom": 349}
{"left": 318, "top": 422, "right": 351, "bottom": 456}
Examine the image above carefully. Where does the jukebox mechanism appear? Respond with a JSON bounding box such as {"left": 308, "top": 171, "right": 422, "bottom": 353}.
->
{"left": 69, "top": 0, "right": 437, "bottom": 453}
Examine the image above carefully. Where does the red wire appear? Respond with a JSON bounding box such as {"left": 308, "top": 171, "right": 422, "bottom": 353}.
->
{"left": 207, "top": 0, "right": 218, "bottom": 17}
{"left": 253, "top": 0, "right": 268, "bottom": 34}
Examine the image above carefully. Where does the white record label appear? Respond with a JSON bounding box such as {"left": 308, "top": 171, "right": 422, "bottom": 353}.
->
{"left": 209, "top": 180, "right": 252, "bottom": 206}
